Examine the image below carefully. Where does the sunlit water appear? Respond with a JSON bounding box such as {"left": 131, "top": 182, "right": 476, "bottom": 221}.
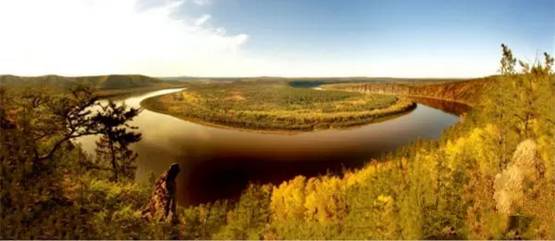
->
{"left": 78, "top": 88, "right": 461, "bottom": 205}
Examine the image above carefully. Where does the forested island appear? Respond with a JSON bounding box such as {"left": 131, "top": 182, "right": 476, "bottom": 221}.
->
{"left": 1, "top": 45, "right": 554, "bottom": 239}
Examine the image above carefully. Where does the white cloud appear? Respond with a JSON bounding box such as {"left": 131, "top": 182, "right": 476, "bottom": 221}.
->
{"left": 0, "top": 0, "right": 497, "bottom": 78}
{"left": 0, "top": 0, "right": 248, "bottom": 76}
{"left": 194, "top": 14, "right": 211, "bottom": 26}
{"left": 192, "top": 0, "right": 211, "bottom": 6}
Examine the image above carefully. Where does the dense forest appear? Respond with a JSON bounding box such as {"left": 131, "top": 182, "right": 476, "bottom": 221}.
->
{"left": 1, "top": 45, "right": 553, "bottom": 239}
{"left": 142, "top": 80, "right": 415, "bottom": 131}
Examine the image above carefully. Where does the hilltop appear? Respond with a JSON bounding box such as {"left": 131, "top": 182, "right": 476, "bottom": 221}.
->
{"left": 0, "top": 74, "right": 165, "bottom": 88}
{"left": 0, "top": 74, "right": 185, "bottom": 97}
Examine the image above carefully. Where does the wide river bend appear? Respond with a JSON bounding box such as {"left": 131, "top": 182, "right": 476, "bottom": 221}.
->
{"left": 79, "top": 88, "right": 463, "bottom": 205}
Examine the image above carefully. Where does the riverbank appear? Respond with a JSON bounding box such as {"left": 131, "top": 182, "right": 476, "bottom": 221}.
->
{"left": 141, "top": 81, "right": 416, "bottom": 131}
{"left": 95, "top": 83, "right": 186, "bottom": 99}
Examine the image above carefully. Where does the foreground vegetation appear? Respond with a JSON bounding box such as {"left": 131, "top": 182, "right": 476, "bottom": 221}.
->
{"left": 1, "top": 45, "right": 553, "bottom": 239}
{"left": 175, "top": 45, "right": 554, "bottom": 239}
{"left": 142, "top": 80, "right": 415, "bottom": 131}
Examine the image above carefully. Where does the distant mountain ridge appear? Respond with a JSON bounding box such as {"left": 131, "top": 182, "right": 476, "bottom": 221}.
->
{"left": 0, "top": 74, "right": 163, "bottom": 90}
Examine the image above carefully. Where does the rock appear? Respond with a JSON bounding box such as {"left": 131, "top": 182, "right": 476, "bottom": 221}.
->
{"left": 142, "top": 163, "right": 180, "bottom": 223}
{"left": 494, "top": 140, "right": 544, "bottom": 214}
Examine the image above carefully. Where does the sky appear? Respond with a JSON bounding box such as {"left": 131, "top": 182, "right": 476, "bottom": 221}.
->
{"left": 0, "top": 0, "right": 553, "bottom": 78}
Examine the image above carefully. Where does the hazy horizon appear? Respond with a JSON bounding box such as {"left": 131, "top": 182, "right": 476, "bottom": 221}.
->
{"left": 1, "top": 73, "right": 481, "bottom": 79}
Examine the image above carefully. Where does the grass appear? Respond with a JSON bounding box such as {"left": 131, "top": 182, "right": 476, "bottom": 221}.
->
{"left": 141, "top": 80, "right": 415, "bottom": 131}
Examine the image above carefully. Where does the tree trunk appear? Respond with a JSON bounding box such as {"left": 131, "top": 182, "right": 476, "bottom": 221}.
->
{"left": 109, "top": 139, "right": 118, "bottom": 182}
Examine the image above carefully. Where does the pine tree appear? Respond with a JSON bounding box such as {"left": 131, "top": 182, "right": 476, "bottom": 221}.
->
{"left": 92, "top": 100, "right": 142, "bottom": 182}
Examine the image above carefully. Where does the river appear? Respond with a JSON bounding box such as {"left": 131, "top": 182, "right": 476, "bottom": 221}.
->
{"left": 78, "top": 88, "right": 463, "bottom": 205}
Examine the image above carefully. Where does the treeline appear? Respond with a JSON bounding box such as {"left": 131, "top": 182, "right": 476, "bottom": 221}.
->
{"left": 142, "top": 81, "right": 415, "bottom": 131}
{"left": 325, "top": 77, "right": 495, "bottom": 106}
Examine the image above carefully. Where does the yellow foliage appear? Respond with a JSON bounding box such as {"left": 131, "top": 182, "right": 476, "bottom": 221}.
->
{"left": 270, "top": 176, "right": 306, "bottom": 222}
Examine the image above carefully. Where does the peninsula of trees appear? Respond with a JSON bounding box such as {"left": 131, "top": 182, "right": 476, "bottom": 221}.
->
{"left": 141, "top": 80, "right": 416, "bottom": 131}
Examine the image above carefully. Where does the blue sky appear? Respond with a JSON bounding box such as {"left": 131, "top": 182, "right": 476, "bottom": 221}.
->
{"left": 188, "top": 0, "right": 555, "bottom": 77}
{"left": 214, "top": 0, "right": 553, "bottom": 57}
{"left": 0, "top": 0, "right": 553, "bottom": 77}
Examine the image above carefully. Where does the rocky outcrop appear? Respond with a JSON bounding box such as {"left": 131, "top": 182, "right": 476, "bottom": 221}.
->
{"left": 142, "top": 163, "right": 181, "bottom": 223}
{"left": 493, "top": 140, "right": 545, "bottom": 214}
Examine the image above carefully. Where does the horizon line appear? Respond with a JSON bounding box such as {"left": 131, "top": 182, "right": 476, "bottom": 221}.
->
{"left": 1, "top": 73, "right": 497, "bottom": 80}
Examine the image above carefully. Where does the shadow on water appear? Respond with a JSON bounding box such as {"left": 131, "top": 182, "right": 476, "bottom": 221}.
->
{"left": 78, "top": 88, "right": 462, "bottom": 206}
{"left": 409, "top": 97, "right": 471, "bottom": 116}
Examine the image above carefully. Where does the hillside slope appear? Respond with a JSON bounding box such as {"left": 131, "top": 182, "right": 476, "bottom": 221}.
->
{"left": 323, "top": 77, "right": 496, "bottom": 106}
{"left": 0, "top": 74, "right": 163, "bottom": 90}
{"left": 0, "top": 74, "right": 188, "bottom": 97}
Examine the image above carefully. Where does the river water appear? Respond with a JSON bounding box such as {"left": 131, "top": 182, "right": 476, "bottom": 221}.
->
{"left": 78, "top": 88, "right": 462, "bottom": 205}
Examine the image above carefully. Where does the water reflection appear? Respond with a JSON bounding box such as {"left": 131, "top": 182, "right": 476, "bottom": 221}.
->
{"left": 409, "top": 97, "right": 471, "bottom": 116}
{"left": 78, "top": 88, "right": 460, "bottom": 205}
